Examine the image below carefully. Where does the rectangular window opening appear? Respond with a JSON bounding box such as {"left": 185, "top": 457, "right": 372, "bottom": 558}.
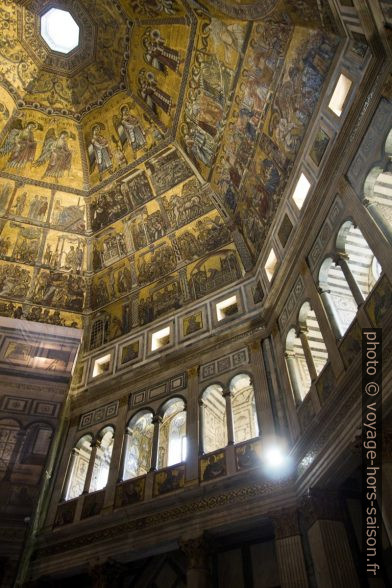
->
{"left": 292, "top": 173, "right": 311, "bottom": 210}
{"left": 151, "top": 326, "right": 171, "bottom": 351}
{"left": 92, "top": 354, "right": 111, "bottom": 378}
{"left": 216, "top": 295, "right": 238, "bottom": 321}
{"left": 265, "top": 249, "right": 278, "bottom": 282}
{"left": 328, "top": 74, "right": 352, "bottom": 117}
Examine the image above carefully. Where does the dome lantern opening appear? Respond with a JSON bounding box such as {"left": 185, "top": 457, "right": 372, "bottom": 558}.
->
{"left": 40, "top": 8, "right": 80, "bottom": 55}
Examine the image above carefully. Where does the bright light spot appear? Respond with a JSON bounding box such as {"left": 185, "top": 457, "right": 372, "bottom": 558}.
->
{"left": 264, "top": 248, "right": 277, "bottom": 282}
{"left": 262, "top": 441, "right": 293, "bottom": 479}
{"left": 151, "top": 326, "right": 171, "bottom": 351}
{"left": 41, "top": 8, "right": 80, "bottom": 54}
{"left": 168, "top": 436, "right": 187, "bottom": 466}
{"left": 329, "top": 74, "right": 352, "bottom": 117}
{"left": 264, "top": 446, "right": 285, "bottom": 468}
{"left": 216, "top": 295, "right": 238, "bottom": 321}
{"left": 92, "top": 354, "right": 111, "bottom": 378}
{"left": 292, "top": 173, "right": 311, "bottom": 210}
{"left": 298, "top": 452, "right": 315, "bottom": 474}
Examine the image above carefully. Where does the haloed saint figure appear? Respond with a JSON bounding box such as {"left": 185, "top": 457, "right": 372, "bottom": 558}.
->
{"left": 88, "top": 123, "right": 113, "bottom": 179}
{"left": 113, "top": 104, "right": 147, "bottom": 155}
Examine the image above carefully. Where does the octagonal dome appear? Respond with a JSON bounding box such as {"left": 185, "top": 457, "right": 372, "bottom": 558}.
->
{"left": 40, "top": 8, "right": 80, "bottom": 54}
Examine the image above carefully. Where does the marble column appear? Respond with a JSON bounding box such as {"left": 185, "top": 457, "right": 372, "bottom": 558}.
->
{"left": 302, "top": 490, "right": 359, "bottom": 587}
{"left": 270, "top": 327, "right": 301, "bottom": 441}
{"left": 284, "top": 351, "right": 303, "bottom": 406}
{"left": 60, "top": 448, "right": 79, "bottom": 501}
{"left": 249, "top": 340, "right": 276, "bottom": 437}
{"left": 149, "top": 415, "right": 162, "bottom": 471}
{"left": 318, "top": 286, "right": 343, "bottom": 339}
{"left": 334, "top": 255, "right": 364, "bottom": 307}
{"left": 118, "top": 427, "right": 132, "bottom": 482}
{"left": 298, "top": 327, "right": 318, "bottom": 382}
{"left": 301, "top": 263, "right": 345, "bottom": 379}
{"left": 186, "top": 366, "right": 200, "bottom": 483}
{"left": 199, "top": 399, "right": 205, "bottom": 455}
{"left": 223, "top": 389, "right": 235, "bottom": 445}
{"left": 273, "top": 509, "right": 309, "bottom": 588}
{"left": 180, "top": 536, "right": 211, "bottom": 588}
{"left": 103, "top": 397, "right": 129, "bottom": 508}
{"left": 83, "top": 439, "right": 100, "bottom": 494}
{"left": 262, "top": 337, "right": 290, "bottom": 439}
{"left": 296, "top": 329, "right": 322, "bottom": 414}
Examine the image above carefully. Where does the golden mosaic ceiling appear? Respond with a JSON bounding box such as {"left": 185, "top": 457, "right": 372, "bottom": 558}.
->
{"left": 2, "top": 0, "right": 132, "bottom": 117}
{"left": 0, "top": 0, "right": 339, "bottom": 338}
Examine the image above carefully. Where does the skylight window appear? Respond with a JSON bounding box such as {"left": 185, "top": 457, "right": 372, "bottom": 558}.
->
{"left": 216, "top": 296, "right": 238, "bottom": 321}
{"left": 264, "top": 249, "right": 278, "bottom": 282}
{"left": 328, "top": 74, "right": 352, "bottom": 117}
{"left": 151, "top": 326, "right": 171, "bottom": 351}
{"left": 40, "top": 8, "right": 80, "bottom": 54}
{"left": 292, "top": 173, "right": 311, "bottom": 210}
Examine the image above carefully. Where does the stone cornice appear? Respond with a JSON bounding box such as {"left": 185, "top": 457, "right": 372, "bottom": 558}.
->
{"left": 33, "top": 476, "right": 294, "bottom": 562}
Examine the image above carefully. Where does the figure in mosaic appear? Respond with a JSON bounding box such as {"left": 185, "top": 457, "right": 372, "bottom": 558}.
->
{"left": 138, "top": 69, "right": 172, "bottom": 116}
{"left": 0, "top": 120, "right": 39, "bottom": 169}
{"left": 88, "top": 124, "right": 113, "bottom": 178}
{"left": 113, "top": 105, "right": 147, "bottom": 154}
{"left": 33, "top": 129, "right": 73, "bottom": 180}
{"left": 0, "top": 183, "right": 12, "bottom": 211}
{"left": 142, "top": 28, "right": 181, "bottom": 75}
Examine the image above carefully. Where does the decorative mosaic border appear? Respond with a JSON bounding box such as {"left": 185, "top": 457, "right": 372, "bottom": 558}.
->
{"left": 1, "top": 395, "right": 60, "bottom": 418}
{"left": 199, "top": 347, "right": 249, "bottom": 382}
{"left": 130, "top": 372, "right": 187, "bottom": 407}
{"left": 78, "top": 400, "right": 119, "bottom": 430}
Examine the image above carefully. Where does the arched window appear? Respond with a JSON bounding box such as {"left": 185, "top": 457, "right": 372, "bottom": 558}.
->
{"left": 364, "top": 129, "right": 392, "bottom": 241}
{"left": 158, "top": 398, "right": 186, "bottom": 469}
{"left": 298, "top": 302, "right": 328, "bottom": 376}
{"left": 285, "top": 328, "right": 311, "bottom": 403}
{"left": 64, "top": 434, "right": 92, "bottom": 501}
{"left": 202, "top": 384, "right": 227, "bottom": 453}
{"left": 319, "top": 222, "right": 383, "bottom": 337}
{"left": 337, "top": 221, "right": 382, "bottom": 298}
{"left": 0, "top": 419, "right": 20, "bottom": 480}
{"left": 319, "top": 257, "right": 357, "bottom": 337}
{"left": 123, "top": 411, "right": 154, "bottom": 480}
{"left": 229, "top": 374, "right": 259, "bottom": 443}
{"left": 90, "top": 427, "right": 114, "bottom": 492}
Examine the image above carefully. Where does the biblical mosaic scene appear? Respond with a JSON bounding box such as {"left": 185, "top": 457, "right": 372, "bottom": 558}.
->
{"left": 1, "top": 0, "right": 392, "bottom": 586}
{"left": 0, "top": 0, "right": 339, "bottom": 341}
